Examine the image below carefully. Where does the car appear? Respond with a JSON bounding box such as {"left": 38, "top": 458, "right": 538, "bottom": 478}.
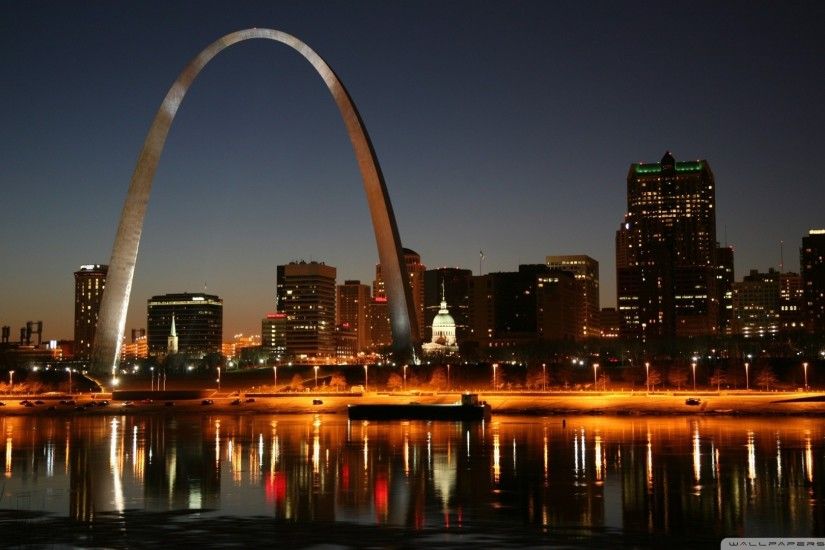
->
{"left": 231, "top": 399, "right": 241, "bottom": 405}
{"left": 19, "top": 400, "right": 30, "bottom": 405}
{"left": 245, "top": 398, "right": 256, "bottom": 403}
{"left": 0, "top": 402, "right": 6, "bottom": 406}
{"left": 122, "top": 401, "right": 135, "bottom": 407}
{"left": 685, "top": 398, "right": 702, "bottom": 406}
{"left": 34, "top": 400, "right": 45, "bottom": 405}
{"left": 24, "top": 402, "right": 35, "bottom": 408}
{"left": 312, "top": 399, "right": 323, "bottom": 405}
{"left": 141, "top": 399, "right": 154, "bottom": 404}
{"left": 98, "top": 400, "right": 109, "bottom": 407}
{"left": 201, "top": 399, "right": 214, "bottom": 405}
{"left": 75, "top": 405, "right": 87, "bottom": 411}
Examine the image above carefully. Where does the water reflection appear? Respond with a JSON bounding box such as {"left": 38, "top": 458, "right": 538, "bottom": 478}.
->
{"left": 0, "top": 415, "right": 822, "bottom": 540}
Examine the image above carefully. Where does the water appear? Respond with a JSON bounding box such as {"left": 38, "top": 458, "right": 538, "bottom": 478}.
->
{"left": 0, "top": 414, "right": 822, "bottom": 547}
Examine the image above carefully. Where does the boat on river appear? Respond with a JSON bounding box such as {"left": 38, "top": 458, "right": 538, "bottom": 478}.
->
{"left": 347, "top": 393, "right": 491, "bottom": 421}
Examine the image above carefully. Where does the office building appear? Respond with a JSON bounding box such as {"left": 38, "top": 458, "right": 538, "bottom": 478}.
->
{"left": 262, "top": 313, "right": 287, "bottom": 357}
{"left": 73, "top": 264, "right": 108, "bottom": 361}
{"left": 616, "top": 151, "right": 726, "bottom": 339}
{"left": 147, "top": 293, "right": 223, "bottom": 356}
{"left": 336, "top": 280, "right": 371, "bottom": 352}
{"left": 277, "top": 261, "right": 336, "bottom": 359}
{"left": 779, "top": 272, "right": 804, "bottom": 333}
{"left": 536, "top": 270, "right": 579, "bottom": 341}
{"left": 801, "top": 229, "right": 825, "bottom": 334}
{"left": 599, "top": 308, "right": 620, "bottom": 339}
{"left": 368, "top": 296, "right": 392, "bottom": 350}
{"left": 546, "top": 255, "right": 600, "bottom": 340}
{"left": 733, "top": 269, "right": 780, "bottom": 338}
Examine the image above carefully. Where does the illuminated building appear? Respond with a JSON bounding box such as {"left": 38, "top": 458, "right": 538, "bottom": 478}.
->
{"left": 336, "top": 280, "right": 371, "bottom": 352}
{"left": 73, "top": 264, "right": 107, "bottom": 360}
{"left": 599, "top": 308, "right": 620, "bottom": 339}
{"left": 121, "top": 331, "right": 148, "bottom": 360}
{"left": 375, "top": 248, "right": 425, "bottom": 341}
{"left": 222, "top": 333, "right": 261, "bottom": 359}
{"left": 424, "top": 268, "right": 471, "bottom": 342}
{"left": 546, "top": 255, "right": 600, "bottom": 340}
{"left": 536, "top": 270, "right": 578, "bottom": 341}
{"left": 615, "top": 151, "right": 729, "bottom": 339}
{"left": 801, "top": 229, "right": 825, "bottom": 333}
{"left": 277, "top": 261, "right": 336, "bottom": 359}
{"left": 714, "top": 246, "right": 735, "bottom": 335}
{"left": 335, "top": 324, "right": 358, "bottom": 360}
{"left": 422, "top": 282, "right": 458, "bottom": 355}
{"left": 779, "top": 272, "right": 804, "bottom": 333}
{"left": 733, "top": 269, "right": 780, "bottom": 338}
{"left": 368, "top": 296, "right": 392, "bottom": 349}
{"left": 262, "top": 313, "right": 287, "bottom": 356}
{"left": 147, "top": 293, "right": 223, "bottom": 356}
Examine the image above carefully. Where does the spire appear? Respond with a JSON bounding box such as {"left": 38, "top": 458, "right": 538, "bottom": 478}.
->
{"left": 170, "top": 314, "right": 177, "bottom": 337}
{"left": 441, "top": 278, "right": 446, "bottom": 302}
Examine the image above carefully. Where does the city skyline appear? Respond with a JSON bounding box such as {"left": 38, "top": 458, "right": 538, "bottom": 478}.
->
{"left": 2, "top": 2, "right": 825, "bottom": 340}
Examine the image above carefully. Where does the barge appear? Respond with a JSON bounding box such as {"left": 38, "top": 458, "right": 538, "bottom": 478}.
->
{"left": 347, "top": 393, "right": 491, "bottom": 421}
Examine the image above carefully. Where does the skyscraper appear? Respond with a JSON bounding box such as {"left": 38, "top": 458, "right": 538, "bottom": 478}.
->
{"left": 616, "top": 151, "right": 727, "bottom": 340}
{"left": 147, "top": 293, "right": 223, "bottom": 356}
{"left": 336, "top": 280, "right": 371, "bottom": 352}
{"left": 779, "top": 272, "right": 804, "bottom": 333}
{"left": 733, "top": 269, "right": 780, "bottom": 338}
{"left": 277, "top": 261, "right": 336, "bottom": 359}
{"left": 73, "top": 264, "right": 108, "bottom": 361}
{"left": 546, "top": 255, "right": 600, "bottom": 340}
{"left": 801, "top": 229, "right": 825, "bottom": 333}
{"left": 261, "top": 313, "right": 287, "bottom": 357}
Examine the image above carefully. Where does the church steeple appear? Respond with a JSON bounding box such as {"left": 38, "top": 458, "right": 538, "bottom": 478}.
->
{"left": 167, "top": 314, "right": 179, "bottom": 354}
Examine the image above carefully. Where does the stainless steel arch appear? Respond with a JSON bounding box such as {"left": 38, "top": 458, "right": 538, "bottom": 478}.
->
{"left": 91, "top": 28, "right": 418, "bottom": 376}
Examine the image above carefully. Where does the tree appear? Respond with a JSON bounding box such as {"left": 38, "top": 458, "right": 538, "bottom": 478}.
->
{"left": 648, "top": 368, "right": 662, "bottom": 391}
{"left": 526, "top": 366, "right": 547, "bottom": 390}
{"left": 290, "top": 373, "right": 305, "bottom": 391}
{"left": 709, "top": 368, "right": 727, "bottom": 391}
{"left": 668, "top": 367, "right": 689, "bottom": 390}
{"left": 328, "top": 372, "right": 347, "bottom": 391}
{"left": 386, "top": 373, "right": 403, "bottom": 391}
{"left": 429, "top": 367, "right": 447, "bottom": 390}
{"left": 755, "top": 367, "right": 778, "bottom": 391}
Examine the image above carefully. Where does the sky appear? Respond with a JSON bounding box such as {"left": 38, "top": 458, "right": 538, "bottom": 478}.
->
{"left": 1, "top": 1, "right": 824, "bottom": 341}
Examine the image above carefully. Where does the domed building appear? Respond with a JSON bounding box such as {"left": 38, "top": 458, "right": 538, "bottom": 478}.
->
{"left": 422, "top": 283, "right": 458, "bottom": 356}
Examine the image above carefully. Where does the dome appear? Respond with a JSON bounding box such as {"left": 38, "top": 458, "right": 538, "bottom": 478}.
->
{"left": 432, "top": 308, "right": 456, "bottom": 329}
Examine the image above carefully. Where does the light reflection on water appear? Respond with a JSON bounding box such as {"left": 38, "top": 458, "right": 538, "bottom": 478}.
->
{"left": 0, "top": 414, "right": 822, "bottom": 544}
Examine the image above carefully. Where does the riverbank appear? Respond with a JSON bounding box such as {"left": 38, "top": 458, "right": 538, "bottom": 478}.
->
{"left": 1, "top": 390, "right": 824, "bottom": 416}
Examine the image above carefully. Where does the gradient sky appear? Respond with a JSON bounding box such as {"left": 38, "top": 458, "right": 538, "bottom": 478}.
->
{"left": 2, "top": 1, "right": 824, "bottom": 341}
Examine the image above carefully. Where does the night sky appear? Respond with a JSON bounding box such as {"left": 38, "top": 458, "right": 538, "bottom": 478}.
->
{"left": 2, "top": 1, "right": 824, "bottom": 340}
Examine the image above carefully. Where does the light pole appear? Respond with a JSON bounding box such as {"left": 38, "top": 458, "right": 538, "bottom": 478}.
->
{"left": 447, "top": 364, "right": 451, "bottom": 391}
{"left": 272, "top": 366, "right": 277, "bottom": 390}
{"left": 492, "top": 363, "right": 498, "bottom": 391}
{"left": 363, "top": 364, "right": 368, "bottom": 392}
{"left": 66, "top": 367, "right": 72, "bottom": 394}
{"left": 403, "top": 364, "right": 407, "bottom": 390}
{"left": 745, "top": 362, "right": 749, "bottom": 390}
{"left": 542, "top": 363, "right": 546, "bottom": 391}
{"left": 217, "top": 366, "right": 221, "bottom": 392}
{"left": 314, "top": 365, "right": 319, "bottom": 389}
{"left": 163, "top": 370, "right": 167, "bottom": 391}
{"left": 691, "top": 362, "right": 697, "bottom": 391}
{"left": 9, "top": 370, "right": 14, "bottom": 391}
{"left": 150, "top": 366, "right": 154, "bottom": 391}
{"left": 645, "top": 362, "right": 650, "bottom": 393}
{"left": 803, "top": 362, "right": 809, "bottom": 391}
{"left": 593, "top": 363, "right": 599, "bottom": 391}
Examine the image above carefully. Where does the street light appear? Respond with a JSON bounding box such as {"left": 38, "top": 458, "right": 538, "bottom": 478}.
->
{"left": 314, "top": 365, "right": 319, "bottom": 389}
{"left": 744, "top": 362, "right": 749, "bottom": 390}
{"left": 803, "top": 361, "right": 809, "bottom": 391}
{"left": 403, "top": 364, "right": 407, "bottom": 390}
{"left": 492, "top": 363, "right": 498, "bottom": 390}
{"left": 217, "top": 366, "right": 221, "bottom": 392}
{"left": 9, "top": 370, "right": 14, "bottom": 390}
{"left": 272, "top": 365, "right": 277, "bottom": 390}
{"left": 150, "top": 366, "right": 154, "bottom": 391}
{"left": 66, "top": 367, "right": 72, "bottom": 394}
{"left": 447, "top": 364, "right": 451, "bottom": 391}
{"left": 363, "top": 364, "right": 368, "bottom": 392}
{"left": 644, "top": 361, "right": 650, "bottom": 393}
{"left": 691, "top": 362, "right": 697, "bottom": 391}
{"left": 593, "top": 363, "right": 599, "bottom": 391}
{"left": 542, "top": 363, "right": 547, "bottom": 391}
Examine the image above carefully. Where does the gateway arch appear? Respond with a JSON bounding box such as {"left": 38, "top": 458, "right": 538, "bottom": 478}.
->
{"left": 91, "top": 28, "right": 419, "bottom": 376}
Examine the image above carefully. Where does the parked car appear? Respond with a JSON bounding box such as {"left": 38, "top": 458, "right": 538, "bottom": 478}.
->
{"left": 245, "top": 398, "right": 256, "bottom": 403}
{"left": 685, "top": 398, "right": 702, "bottom": 406}
{"left": 313, "top": 399, "right": 323, "bottom": 405}
{"left": 201, "top": 399, "right": 214, "bottom": 405}
{"left": 231, "top": 399, "right": 241, "bottom": 405}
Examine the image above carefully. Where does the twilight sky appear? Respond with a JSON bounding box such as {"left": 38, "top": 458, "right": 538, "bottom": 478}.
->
{"left": 1, "top": 1, "right": 824, "bottom": 340}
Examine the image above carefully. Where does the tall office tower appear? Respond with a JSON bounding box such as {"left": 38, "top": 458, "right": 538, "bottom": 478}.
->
{"left": 801, "top": 229, "right": 825, "bottom": 333}
{"left": 262, "top": 313, "right": 287, "bottom": 357}
{"left": 599, "top": 308, "right": 620, "bottom": 339}
{"left": 276, "top": 261, "right": 336, "bottom": 359}
{"left": 546, "top": 255, "right": 600, "bottom": 340}
{"left": 536, "top": 270, "right": 579, "bottom": 341}
{"left": 424, "top": 267, "right": 472, "bottom": 342}
{"left": 714, "top": 246, "right": 735, "bottom": 335}
{"left": 468, "top": 264, "right": 556, "bottom": 347}
{"left": 336, "top": 280, "right": 371, "bottom": 352}
{"left": 73, "top": 264, "right": 108, "bottom": 361}
{"left": 374, "top": 247, "right": 425, "bottom": 341}
{"left": 733, "top": 269, "right": 781, "bottom": 338}
{"left": 147, "top": 293, "right": 223, "bottom": 356}
{"left": 368, "top": 296, "right": 392, "bottom": 350}
{"left": 779, "top": 272, "right": 804, "bottom": 333}
{"left": 616, "top": 151, "right": 722, "bottom": 340}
